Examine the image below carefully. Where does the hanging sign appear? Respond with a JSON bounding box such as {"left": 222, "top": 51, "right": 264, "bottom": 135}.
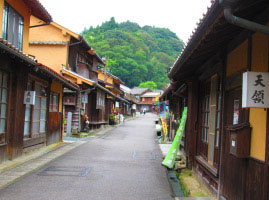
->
{"left": 81, "top": 94, "right": 88, "bottom": 103}
{"left": 242, "top": 72, "right": 269, "bottom": 108}
{"left": 24, "top": 91, "right": 36, "bottom": 105}
{"left": 115, "top": 101, "right": 119, "bottom": 108}
{"left": 96, "top": 89, "right": 105, "bottom": 109}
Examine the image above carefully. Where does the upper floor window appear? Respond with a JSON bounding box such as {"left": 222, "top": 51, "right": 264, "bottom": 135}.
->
{"left": 2, "top": 2, "right": 24, "bottom": 50}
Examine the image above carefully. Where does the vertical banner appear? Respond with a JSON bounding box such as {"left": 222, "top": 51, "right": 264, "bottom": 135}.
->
{"left": 162, "top": 107, "right": 188, "bottom": 169}
{"left": 160, "top": 116, "right": 168, "bottom": 138}
{"left": 159, "top": 102, "right": 170, "bottom": 139}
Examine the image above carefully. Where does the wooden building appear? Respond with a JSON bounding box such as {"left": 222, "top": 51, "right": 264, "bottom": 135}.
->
{"left": 120, "top": 84, "right": 138, "bottom": 116}
{"left": 97, "top": 68, "right": 130, "bottom": 118}
{"left": 29, "top": 20, "right": 119, "bottom": 131}
{"left": 0, "top": 0, "right": 79, "bottom": 163}
{"left": 137, "top": 92, "right": 161, "bottom": 112}
{"left": 163, "top": 0, "right": 269, "bottom": 199}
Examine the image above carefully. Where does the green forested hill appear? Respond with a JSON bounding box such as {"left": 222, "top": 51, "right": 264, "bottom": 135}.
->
{"left": 82, "top": 17, "right": 184, "bottom": 89}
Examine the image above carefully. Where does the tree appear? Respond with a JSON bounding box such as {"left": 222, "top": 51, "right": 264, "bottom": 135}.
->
{"left": 82, "top": 18, "right": 184, "bottom": 89}
{"left": 138, "top": 81, "right": 157, "bottom": 90}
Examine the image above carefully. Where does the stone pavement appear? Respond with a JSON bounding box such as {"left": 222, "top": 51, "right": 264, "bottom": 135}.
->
{"left": 0, "top": 126, "right": 116, "bottom": 189}
{"left": 175, "top": 198, "right": 215, "bottom": 200}
{"left": 0, "top": 113, "right": 174, "bottom": 200}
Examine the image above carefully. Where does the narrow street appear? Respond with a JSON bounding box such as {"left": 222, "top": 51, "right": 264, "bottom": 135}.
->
{"left": 0, "top": 114, "right": 174, "bottom": 200}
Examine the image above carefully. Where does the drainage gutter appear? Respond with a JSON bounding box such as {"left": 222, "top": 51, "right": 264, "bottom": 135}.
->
{"left": 220, "top": 0, "right": 269, "bottom": 35}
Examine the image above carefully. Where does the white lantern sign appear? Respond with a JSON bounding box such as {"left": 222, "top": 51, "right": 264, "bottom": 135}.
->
{"left": 115, "top": 101, "right": 119, "bottom": 108}
{"left": 242, "top": 72, "right": 269, "bottom": 108}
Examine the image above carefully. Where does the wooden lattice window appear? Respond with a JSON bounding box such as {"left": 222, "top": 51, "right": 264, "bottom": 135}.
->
{"left": 24, "top": 80, "right": 48, "bottom": 138}
{"left": 0, "top": 71, "right": 9, "bottom": 144}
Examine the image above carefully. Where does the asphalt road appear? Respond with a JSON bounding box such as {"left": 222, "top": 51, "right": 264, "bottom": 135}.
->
{"left": 0, "top": 113, "right": 174, "bottom": 200}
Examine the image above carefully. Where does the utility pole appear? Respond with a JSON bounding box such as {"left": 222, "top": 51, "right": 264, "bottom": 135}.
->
{"left": 104, "top": 56, "right": 107, "bottom": 84}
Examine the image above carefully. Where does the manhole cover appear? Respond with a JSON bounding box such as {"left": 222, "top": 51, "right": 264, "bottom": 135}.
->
{"left": 37, "top": 166, "right": 91, "bottom": 177}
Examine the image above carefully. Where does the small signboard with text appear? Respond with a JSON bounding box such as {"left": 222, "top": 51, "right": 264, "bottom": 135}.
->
{"left": 24, "top": 91, "right": 36, "bottom": 105}
{"left": 242, "top": 72, "right": 269, "bottom": 108}
{"left": 115, "top": 101, "right": 119, "bottom": 108}
{"left": 81, "top": 94, "right": 88, "bottom": 103}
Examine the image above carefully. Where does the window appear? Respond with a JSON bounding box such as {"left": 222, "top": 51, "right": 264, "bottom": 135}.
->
{"left": 201, "top": 81, "right": 210, "bottom": 143}
{"left": 24, "top": 81, "right": 47, "bottom": 138}
{"left": 49, "top": 93, "right": 59, "bottom": 112}
{"left": 199, "top": 75, "right": 222, "bottom": 166}
{"left": 0, "top": 70, "right": 8, "bottom": 144}
{"left": 2, "top": 2, "right": 24, "bottom": 50}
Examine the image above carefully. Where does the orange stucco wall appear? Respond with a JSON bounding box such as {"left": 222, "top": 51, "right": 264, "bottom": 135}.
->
{"left": 29, "top": 16, "right": 71, "bottom": 73}
{"left": 0, "top": 0, "right": 31, "bottom": 53}
{"left": 226, "top": 40, "right": 248, "bottom": 76}
{"left": 51, "top": 80, "right": 63, "bottom": 112}
{"left": 249, "top": 32, "right": 268, "bottom": 161}
{"left": 30, "top": 16, "right": 70, "bottom": 42}
{"left": 29, "top": 44, "right": 68, "bottom": 73}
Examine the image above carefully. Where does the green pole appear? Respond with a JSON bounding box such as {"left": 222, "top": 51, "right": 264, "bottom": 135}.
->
{"left": 162, "top": 107, "right": 188, "bottom": 169}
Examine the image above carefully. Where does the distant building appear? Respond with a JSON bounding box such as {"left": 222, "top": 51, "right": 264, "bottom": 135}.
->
{"left": 131, "top": 87, "right": 152, "bottom": 102}
{"left": 137, "top": 92, "right": 161, "bottom": 112}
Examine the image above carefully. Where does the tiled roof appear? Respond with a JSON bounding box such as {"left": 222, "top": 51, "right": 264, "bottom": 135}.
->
{"left": 0, "top": 38, "right": 36, "bottom": 64}
{"left": 168, "top": 0, "right": 217, "bottom": 77}
{"left": 120, "top": 84, "right": 132, "bottom": 93}
{"left": 98, "top": 68, "right": 124, "bottom": 84}
{"left": 30, "top": 41, "right": 67, "bottom": 45}
{"left": 124, "top": 93, "right": 138, "bottom": 103}
{"left": 141, "top": 92, "right": 161, "bottom": 98}
{"left": 37, "top": 63, "right": 79, "bottom": 90}
{"left": 131, "top": 88, "right": 151, "bottom": 95}
{"left": 0, "top": 38, "right": 78, "bottom": 91}
{"left": 137, "top": 101, "right": 156, "bottom": 105}
{"left": 23, "top": 0, "right": 52, "bottom": 23}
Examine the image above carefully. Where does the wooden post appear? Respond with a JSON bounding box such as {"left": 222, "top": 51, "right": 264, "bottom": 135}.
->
{"left": 186, "top": 77, "right": 198, "bottom": 168}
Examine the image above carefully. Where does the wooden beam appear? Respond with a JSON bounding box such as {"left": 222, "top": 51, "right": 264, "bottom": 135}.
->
{"left": 185, "top": 77, "right": 199, "bottom": 168}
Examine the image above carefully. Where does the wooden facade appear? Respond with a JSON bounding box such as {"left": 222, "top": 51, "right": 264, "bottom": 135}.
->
{"left": 0, "top": 45, "right": 78, "bottom": 163}
{"left": 29, "top": 21, "right": 130, "bottom": 131}
{"left": 163, "top": 1, "right": 269, "bottom": 199}
{"left": 0, "top": 0, "right": 81, "bottom": 163}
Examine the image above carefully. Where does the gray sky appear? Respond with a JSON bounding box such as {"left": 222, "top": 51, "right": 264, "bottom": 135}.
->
{"left": 39, "top": 0, "right": 212, "bottom": 42}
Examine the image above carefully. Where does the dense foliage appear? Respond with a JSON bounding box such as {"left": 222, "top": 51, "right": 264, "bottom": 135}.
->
{"left": 82, "top": 17, "right": 184, "bottom": 89}
{"left": 137, "top": 81, "right": 157, "bottom": 90}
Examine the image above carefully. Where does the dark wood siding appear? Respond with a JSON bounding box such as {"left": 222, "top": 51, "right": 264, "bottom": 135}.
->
{"left": 222, "top": 87, "right": 248, "bottom": 200}
{"left": 47, "top": 112, "right": 62, "bottom": 145}
{"left": 77, "top": 62, "right": 89, "bottom": 79}
{"left": 8, "top": 64, "right": 27, "bottom": 159}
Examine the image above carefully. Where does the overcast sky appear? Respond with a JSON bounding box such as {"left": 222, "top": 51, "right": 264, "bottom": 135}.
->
{"left": 39, "top": 0, "right": 212, "bottom": 42}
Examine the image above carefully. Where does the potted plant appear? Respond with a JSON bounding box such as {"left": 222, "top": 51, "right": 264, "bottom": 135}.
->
{"left": 109, "top": 113, "right": 116, "bottom": 125}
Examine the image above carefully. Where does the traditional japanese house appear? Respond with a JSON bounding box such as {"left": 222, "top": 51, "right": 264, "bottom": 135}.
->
{"left": 97, "top": 68, "right": 129, "bottom": 117}
{"left": 0, "top": 0, "right": 79, "bottom": 163}
{"left": 166, "top": 0, "right": 269, "bottom": 199}
{"left": 131, "top": 87, "right": 152, "bottom": 102}
{"left": 137, "top": 92, "right": 161, "bottom": 112}
{"left": 29, "top": 19, "right": 115, "bottom": 131}
{"left": 120, "top": 84, "right": 137, "bottom": 116}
